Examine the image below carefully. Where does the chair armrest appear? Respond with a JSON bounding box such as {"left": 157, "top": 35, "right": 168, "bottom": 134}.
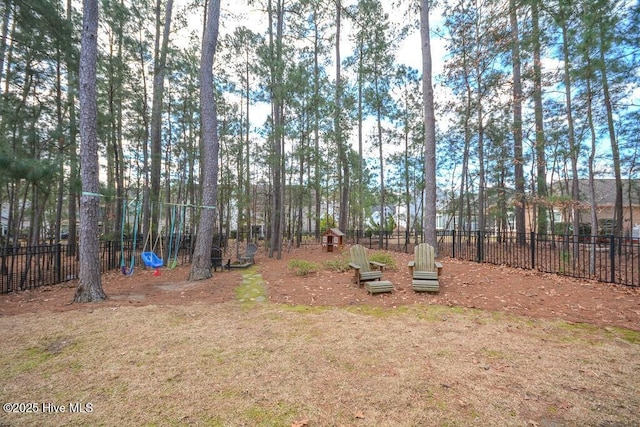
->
{"left": 435, "top": 261, "right": 443, "bottom": 276}
{"left": 348, "top": 262, "right": 361, "bottom": 270}
{"left": 369, "top": 261, "right": 385, "bottom": 271}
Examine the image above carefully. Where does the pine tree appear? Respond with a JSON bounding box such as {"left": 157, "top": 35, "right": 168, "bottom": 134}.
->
{"left": 75, "top": 0, "right": 106, "bottom": 302}
{"left": 189, "top": 0, "right": 221, "bottom": 281}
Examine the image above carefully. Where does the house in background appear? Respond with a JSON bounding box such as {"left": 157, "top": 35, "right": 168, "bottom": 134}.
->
{"left": 1, "top": 213, "right": 7, "bottom": 238}
{"left": 440, "top": 179, "right": 640, "bottom": 237}
{"left": 530, "top": 179, "right": 640, "bottom": 236}
{"left": 577, "top": 179, "right": 640, "bottom": 236}
{"left": 368, "top": 205, "right": 396, "bottom": 230}
{"left": 1, "top": 202, "right": 10, "bottom": 239}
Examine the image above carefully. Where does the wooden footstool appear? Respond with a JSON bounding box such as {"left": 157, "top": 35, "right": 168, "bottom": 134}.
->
{"left": 365, "top": 280, "right": 394, "bottom": 294}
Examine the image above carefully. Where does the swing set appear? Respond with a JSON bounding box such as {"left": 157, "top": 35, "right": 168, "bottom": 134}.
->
{"left": 120, "top": 201, "right": 185, "bottom": 277}
{"left": 120, "top": 200, "right": 140, "bottom": 276}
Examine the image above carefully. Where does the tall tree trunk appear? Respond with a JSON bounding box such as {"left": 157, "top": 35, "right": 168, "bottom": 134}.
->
{"left": 55, "top": 40, "right": 64, "bottom": 246}
{"left": 75, "top": 0, "right": 106, "bottom": 302}
{"left": 67, "top": 0, "right": 78, "bottom": 255}
{"left": 189, "top": 0, "right": 221, "bottom": 281}
{"left": 474, "top": 13, "right": 485, "bottom": 260}
{"left": 0, "top": 0, "right": 11, "bottom": 92}
{"left": 137, "top": 27, "right": 151, "bottom": 248}
{"left": 561, "top": 20, "right": 580, "bottom": 258}
{"left": 598, "top": 26, "right": 623, "bottom": 238}
{"left": 377, "top": 99, "right": 385, "bottom": 249}
{"left": 245, "top": 49, "right": 252, "bottom": 240}
{"left": 113, "top": 2, "right": 126, "bottom": 244}
{"left": 336, "top": 0, "right": 349, "bottom": 233}
{"left": 106, "top": 34, "right": 122, "bottom": 239}
{"left": 510, "top": 0, "right": 525, "bottom": 244}
{"left": 476, "top": 92, "right": 485, "bottom": 260}
{"left": 0, "top": 10, "right": 16, "bottom": 266}
{"left": 357, "top": 44, "right": 364, "bottom": 235}
{"left": 532, "top": 0, "right": 548, "bottom": 235}
{"left": 268, "top": 0, "right": 284, "bottom": 259}
{"left": 421, "top": 0, "right": 437, "bottom": 250}
{"left": 457, "top": 66, "right": 472, "bottom": 249}
{"left": 313, "top": 10, "right": 321, "bottom": 240}
{"left": 585, "top": 55, "right": 598, "bottom": 274}
{"left": 296, "top": 131, "right": 305, "bottom": 247}
{"left": 149, "top": 0, "right": 174, "bottom": 239}
{"left": 403, "top": 102, "right": 411, "bottom": 249}
{"left": 1, "top": 12, "right": 14, "bottom": 98}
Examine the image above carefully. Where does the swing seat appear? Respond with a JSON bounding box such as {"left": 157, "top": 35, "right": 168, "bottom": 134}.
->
{"left": 141, "top": 251, "right": 164, "bottom": 268}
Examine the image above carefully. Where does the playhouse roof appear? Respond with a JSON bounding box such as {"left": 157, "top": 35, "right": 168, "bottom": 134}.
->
{"left": 323, "top": 228, "right": 344, "bottom": 236}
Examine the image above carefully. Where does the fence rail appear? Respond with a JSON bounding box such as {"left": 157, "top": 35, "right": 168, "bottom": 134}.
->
{"left": 0, "top": 240, "right": 193, "bottom": 294}
{"left": 340, "top": 229, "right": 638, "bottom": 288}
{"left": 1, "top": 230, "right": 638, "bottom": 294}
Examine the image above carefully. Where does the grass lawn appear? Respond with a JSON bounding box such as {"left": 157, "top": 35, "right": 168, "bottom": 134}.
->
{"left": 1, "top": 295, "right": 639, "bottom": 426}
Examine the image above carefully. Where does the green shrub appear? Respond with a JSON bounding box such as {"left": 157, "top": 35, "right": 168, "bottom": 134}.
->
{"left": 288, "top": 259, "right": 320, "bottom": 276}
{"left": 369, "top": 252, "right": 397, "bottom": 271}
{"left": 324, "top": 258, "right": 351, "bottom": 273}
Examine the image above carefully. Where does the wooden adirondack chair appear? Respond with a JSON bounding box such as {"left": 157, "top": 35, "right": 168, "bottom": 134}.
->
{"left": 211, "top": 246, "right": 230, "bottom": 272}
{"left": 238, "top": 242, "right": 258, "bottom": 265}
{"left": 349, "top": 244, "right": 385, "bottom": 287}
{"left": 408, "top": 243, "right": 443, "bottom": 292}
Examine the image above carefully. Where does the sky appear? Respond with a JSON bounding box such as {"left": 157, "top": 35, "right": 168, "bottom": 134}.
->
{"left": 181, "top": 1, "right": 639, "bottom": 179}
{"left": 189, "top": 0, "right": 448, "bottom": 156}
{"left": 206, "top": 1, "right": 446, "bottom": 77}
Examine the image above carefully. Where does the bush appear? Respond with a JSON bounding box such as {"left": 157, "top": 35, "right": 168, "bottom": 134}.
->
{"left": 369, "top": 252, "right": 397, "bottom": 271}
{"left": 288, "top": 259, "right": 320, "bottom": 276}
{"left": 324, "top": 258, "right": 351, "bottom": 273}
{"left": 553, "top": 222, "right": 572, "bottom": 235}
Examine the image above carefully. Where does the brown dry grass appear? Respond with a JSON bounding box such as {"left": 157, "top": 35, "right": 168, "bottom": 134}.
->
{"left": 1, "top": 296, "right": 639, "bottom": 426}
{"left": 1, "top": 245, "right": 639, "bottom": 426}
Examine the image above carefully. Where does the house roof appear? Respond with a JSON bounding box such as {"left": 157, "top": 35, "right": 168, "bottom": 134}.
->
{"left": 578, "top": 179, "right": 640, "bottom": 206}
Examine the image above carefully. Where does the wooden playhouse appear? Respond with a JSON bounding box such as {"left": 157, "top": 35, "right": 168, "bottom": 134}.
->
{"left": 322, "top": 228, "right": 344, "bottom": 252}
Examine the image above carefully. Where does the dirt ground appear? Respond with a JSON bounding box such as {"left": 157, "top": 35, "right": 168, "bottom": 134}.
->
{"left": 1, "top": 244, "right": 639, "bottom": 332}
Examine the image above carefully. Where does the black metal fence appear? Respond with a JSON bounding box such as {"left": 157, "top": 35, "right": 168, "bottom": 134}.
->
{"left": 1, "top": 229, "right": 638, "bottom": 294}
{"left": 0, "top": 239, "right": 193, "bottom": 294}
{"left": 437, "top": 230, "right": 639, "bottom": 288}
{"left": 338, "top": 229, "right": 639, "bottom": 288}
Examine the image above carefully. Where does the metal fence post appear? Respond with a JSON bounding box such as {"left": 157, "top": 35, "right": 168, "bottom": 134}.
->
{"left": 609, "top": 235, "right": 615, "bottom": 283}
{"left": 530, "top": 232, "right": 535, "bottom": 270}
{"left": 5, "top": 229, "right": 640, "bottom": 295}
{"left": 56, "top": 243, "right": 62, "bottom": 284}
{"left": 107, "top": 241, "right": 113, "bottom": 270}
{"left": 452, "top": 230, "right": 456, "bottom": 258}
